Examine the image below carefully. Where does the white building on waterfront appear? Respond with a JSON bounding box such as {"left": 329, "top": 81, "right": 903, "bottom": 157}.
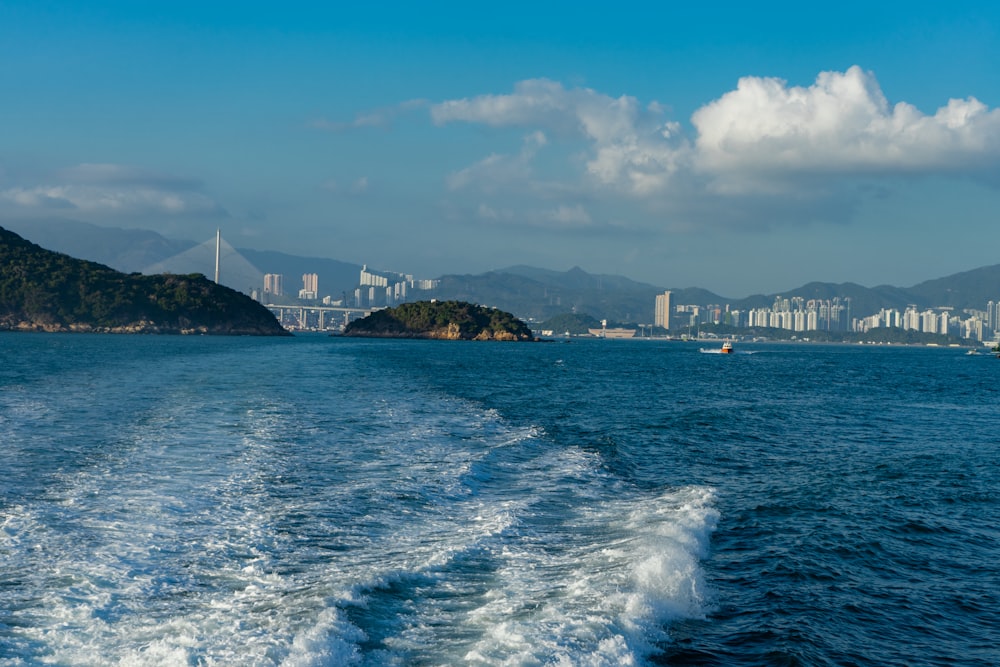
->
{"left": 654, "top": 291, "right": 672, "bottom": 330}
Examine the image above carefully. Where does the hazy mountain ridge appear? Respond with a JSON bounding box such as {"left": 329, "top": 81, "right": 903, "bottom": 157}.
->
{"left": 0, "top": 226, "right": 288, "bottom": 335}
{"left": 2, "top": 219, "right": 197, "bottom": 273}
{"left": 4, "top": 219, "right": 998, "bottom": 322}
{"left": 3, "top": 219, "right": 364, "bottom": 299}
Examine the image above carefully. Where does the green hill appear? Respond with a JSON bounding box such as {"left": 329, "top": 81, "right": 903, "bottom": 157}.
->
{"left": 0, "top": 226, "right": 289, "bottom": 335}
{"left": 343, "top": 300, "right": 535, "bottom": 340}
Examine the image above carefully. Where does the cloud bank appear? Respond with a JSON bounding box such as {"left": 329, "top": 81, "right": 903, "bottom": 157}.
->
{"left": 427, "top": 66, "right": 1000, "bottom": 229}
{"left": 0, "top": 163, "right": 222, "bottom": 217}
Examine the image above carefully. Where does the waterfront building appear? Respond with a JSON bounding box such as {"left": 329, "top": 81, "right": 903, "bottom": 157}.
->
{"left": 673, "top": 292, "right": 996, "bottom": 342}
{"left": 654, "top": 291, "right": 672, "bottom": 330}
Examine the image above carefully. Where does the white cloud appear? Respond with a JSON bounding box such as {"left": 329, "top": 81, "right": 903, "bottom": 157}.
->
{"left": 431, "top": 68, "right": 1000, "bottom": 205}
{"left": 0, "top": 163, "right": 221, "bottom": 216}
{"left": 1, "top": 184, "right": 217, "bottom": 214}
{"left": 691, "top": 66, "right": 1000, "bottom": 191}
{"left": 56, "top": 163, "right": 202, "bottom": 189}
{"left": 548, "top": 204, "right": 592, "bottom": 226}
{"left": 446, "top": 131, "right": 549, "bottom": 192}
{"left": 432, "top": 79, "right": 687, "bottom": 195}
{"left": 431, "top": 79, "right": 572, "bottom": 127}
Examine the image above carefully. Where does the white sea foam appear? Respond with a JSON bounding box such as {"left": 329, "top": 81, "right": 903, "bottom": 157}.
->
{"left": 2, "top": 340, "right": 720, "bottom": 666}
{"left": 456, "top": 485, "right": 719, "bottom": 665}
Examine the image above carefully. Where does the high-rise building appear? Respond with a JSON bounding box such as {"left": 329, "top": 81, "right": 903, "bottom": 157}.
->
{"left": 299, "top": 273, "right": 319, "bottom": 300}
{"left": 264, "top": 273, "right": 283, "bottom": 297}
{"left": 302, "top": 273, "right": 318, "bottom": 293}
{"left": 654, "top": 291, "right": 672, "bottom": 329}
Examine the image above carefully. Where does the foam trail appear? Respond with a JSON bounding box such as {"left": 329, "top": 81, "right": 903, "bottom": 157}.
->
{"left": 459, "top": 486, "right": 719, "bottom": 665}
{"left": 2, "top": 338, "right": 721, "bottom": 666}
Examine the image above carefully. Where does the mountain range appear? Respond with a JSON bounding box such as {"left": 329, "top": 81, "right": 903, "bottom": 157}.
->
{"left": 4, "top": 218, "right": 999, "bottom": 323}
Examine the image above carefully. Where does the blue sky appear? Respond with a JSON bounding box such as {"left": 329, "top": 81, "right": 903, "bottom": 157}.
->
{"left": 2, "top": 1, "right": 999, "bottom": 296}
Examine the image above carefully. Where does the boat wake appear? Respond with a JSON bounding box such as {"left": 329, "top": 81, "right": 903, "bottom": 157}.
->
{"left": 1, "top": 365, "right": 720, "bottom": 666}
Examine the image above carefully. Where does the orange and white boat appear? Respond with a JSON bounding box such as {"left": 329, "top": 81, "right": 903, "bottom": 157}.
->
{"left": 699, "top": 339, "right": 736, "bottom": 354}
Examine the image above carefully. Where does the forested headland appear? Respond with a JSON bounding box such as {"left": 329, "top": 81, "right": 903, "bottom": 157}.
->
{"left": 343, "top": 300, "right": 535, "bottom": 341}
{"left": 0, "top": 226, "right": 289, "bottom": 335}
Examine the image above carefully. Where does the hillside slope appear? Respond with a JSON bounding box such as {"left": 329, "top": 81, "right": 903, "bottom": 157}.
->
{"left": 0, "top": 227, "right": 289, "bottom": 335}
{"left": 343, "top": 300, "right": 534, "bottom": 340}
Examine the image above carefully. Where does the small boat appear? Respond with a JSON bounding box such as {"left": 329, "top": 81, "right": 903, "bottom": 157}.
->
{"left": 699, "top": 340, "right": 736, "bottom": 354}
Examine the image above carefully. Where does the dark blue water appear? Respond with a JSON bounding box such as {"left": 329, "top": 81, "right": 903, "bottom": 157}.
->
{"left": 1, "top": 334, "right": 997, "bottom": 665}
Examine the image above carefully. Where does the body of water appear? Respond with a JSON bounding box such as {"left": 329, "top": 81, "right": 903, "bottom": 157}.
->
{"left": 1, "top": 334, "right": 997, "bottom": 665}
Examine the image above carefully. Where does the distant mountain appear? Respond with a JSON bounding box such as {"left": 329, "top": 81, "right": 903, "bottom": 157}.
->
{"left": 2, "top": 218, "right": 196, "bottom": 272}
{"left": 905, "top": 265, "right": 1000, "bottom": 310}
{"left": 5, "top": 219, "right": 998, "bottom": 322}
{"left": 1, "top": 219, "right": 364, "bottom": 300}
{"left": 428, "top": 266, "right": 732, "bottom": 323}
{"left": 499, "top": 265, "right": 657, "bottom": 293}
{"left": 431, "top": 265, "right": 1000, "bottom": 323}
{"left": 426, "top": 269, "right": 659, "bottom": 323}
{"left": 0, "top": 226, "right": 288, "bottom": 335}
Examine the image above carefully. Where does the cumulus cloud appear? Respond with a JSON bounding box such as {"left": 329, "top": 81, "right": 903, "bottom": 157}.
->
{"left": 0, "top": 163, "right": 221, "bottom": 216}
{"left": 432, "top": 79, "right": 687, "bottom": 195}
{"left": 431, "top": 68, "right": 1000, "bottom": 204}
{"left": 692, "top": 65, "right": 1000, "bottom": 191}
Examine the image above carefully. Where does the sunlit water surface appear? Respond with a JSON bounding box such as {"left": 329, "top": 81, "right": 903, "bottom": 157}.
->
{"left": 1, "top": 335, "right": 997, "bottom": 666}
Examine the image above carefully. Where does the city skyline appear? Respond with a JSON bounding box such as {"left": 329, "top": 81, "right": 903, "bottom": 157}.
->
{"left": 2, "top": 2, "right": 1000, "bottom": 296}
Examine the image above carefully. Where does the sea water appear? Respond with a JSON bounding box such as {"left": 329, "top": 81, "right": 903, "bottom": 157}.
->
{"left": 0, "top": 334, "right": 997, "bottom": 666}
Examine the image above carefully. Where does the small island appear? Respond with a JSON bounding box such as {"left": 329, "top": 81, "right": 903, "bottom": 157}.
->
{"left": 0, "top": 226, "right": 289, "bottom": 335}
{"left": 343, "top": 300, "right": 536, "bottom": 341}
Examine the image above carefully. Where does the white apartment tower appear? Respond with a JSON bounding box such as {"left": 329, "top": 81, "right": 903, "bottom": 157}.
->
{"left": 655, "top": 291, "right": 672, "bottom": 329}
{"left": 263, "top": 273, "right": 283, "bottom": 297}
{"left": 299, "top": 273, "right": 319, "bottom": 300}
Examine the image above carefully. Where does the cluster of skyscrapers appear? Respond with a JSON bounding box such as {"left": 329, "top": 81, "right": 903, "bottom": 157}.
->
{"left": 261, "top": 266, "right": 439, "bottom": 309}
{"left": 659, "top": 290, "right": 1000, "bottom": 343}
{"left": 262, "top": 272, "right": 319, "bottom": 299}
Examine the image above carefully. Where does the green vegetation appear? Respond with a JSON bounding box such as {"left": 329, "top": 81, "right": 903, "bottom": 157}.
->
{"left": 537, "top": 313, "right": 602, "bottom": 335}
{"left": 0, "top": 226, "right": 289, "bottom": 335}
{"left": 343, "top": 300, "right": 535, "bottom": 340}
